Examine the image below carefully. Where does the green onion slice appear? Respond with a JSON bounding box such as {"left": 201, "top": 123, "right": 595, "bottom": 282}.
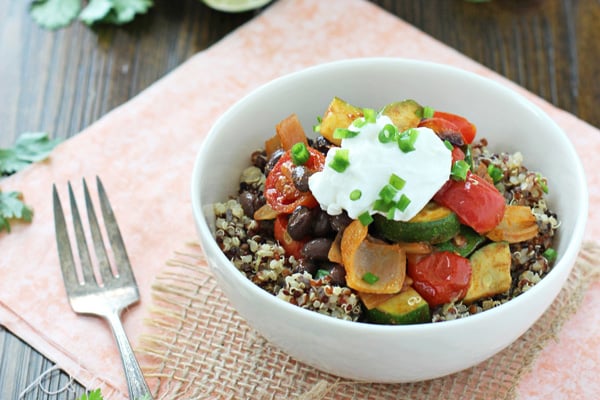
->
{"left": 389, "top": 173, "right": 406, "bottom": 190}
{"left": 315, "top": 269, "right": 330, "bottom": 279}
{"left": 362, "top": 272, "right": 380, "bottom": 285}
{"left": 329, "top": 149, "right": 350, "bottom": 173}
{"left": 487, "top": 164, "right": 503, "bottom": 184}
{"left": 333, "top": 128, "right": 360, "bottom": 139}
{"left": 363, "top": 108, "right": 376, "bottom": 123}
{"left": 543, "top": 247, "right": 557, "bottom": 262}
{"left": 451, "top": 160, "right": 470, "bottom": 181}
{"left": 396, "top": 194, "right": 411, "bottom": 212}
{"left": 290, "top": 142, "right": 310, "bottom": 165}
{"left": 378, "top": 184, "right": 398, "bottom": 204}
{"left": 398, "top": 128, "right": 419, "bottom": 153}
{"left": 378, "top": 124, "right": 398, "bottom": 143}
{"left": 443, "top": 140, "right": 454, "bottom": 151}
{"left": 349, "top": 189, "right": 362, "bottom": 201}
{"left": 422, "top": 106, "right": 435, "bottom": 119}
{"left": 358, "top": 211, "right": 373, "bottom": 226}
{"left": 536, "top": 173, "right": 549, "bottom": 194}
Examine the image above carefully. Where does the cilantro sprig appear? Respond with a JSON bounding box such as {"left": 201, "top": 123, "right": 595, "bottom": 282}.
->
{"left": 1, "top": 132, "right": 61, "bottom": 176}
{"left": 29, "top": 0, "right": 154, "bottom": 30}
{"left": 77, "top": 389, "right": 151, "bottom": 400}
{"left": 0, "top": 132, "right": 61, "bottom": 233}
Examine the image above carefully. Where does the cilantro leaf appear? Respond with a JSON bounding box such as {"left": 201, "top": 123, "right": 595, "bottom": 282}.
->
{"left": 80, "top": 0, "right": 153, "bottom": 26}
{"left": 78, "top": 389, "right": 103, "bottom": 400}
{"left": 0, "top": 132, "right": 61, "bottom": 175}
{"left": 30, "top": 0, "right": 82, "bottom": 30}
{"left": 0, "top": 191, "right": 34, "bottom": 233}
{"left": 79, "top": 0, "right": 113, "bottom": 24}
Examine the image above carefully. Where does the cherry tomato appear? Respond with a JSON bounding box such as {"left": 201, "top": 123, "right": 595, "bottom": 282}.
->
{"left": 434, "top": 171, "right": 506, "bottom": 234}
{"left": 407, "top": 251, "right": 472, "bottom": 307}
{"left": 265, "top": 147, "right": 325, "bottom": 214}
{"left": 419, "top": 111, "right": 477, "bottom": 145}
{"left": 274, "top": 214, "right": 307, "bottom": 259}
{"left": 451, "top": 146, "right": 465, "bottom": 164}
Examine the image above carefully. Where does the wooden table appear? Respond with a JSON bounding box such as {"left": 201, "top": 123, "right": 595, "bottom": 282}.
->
{"left": 1, "top": 0, "right": 598, "bottom": 398}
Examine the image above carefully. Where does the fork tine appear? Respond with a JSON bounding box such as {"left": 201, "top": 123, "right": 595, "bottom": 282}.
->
{"left": 83, "top": 178, "right": 115, "bottom": 286}
{"left": 68, "top": 181, "right": 97, "bottom": 286}
{"left": 52, "top": 184, "right": 80, "bottom": 292}
{"left": 96, "top": 177, "right": 136, "bottom": 283}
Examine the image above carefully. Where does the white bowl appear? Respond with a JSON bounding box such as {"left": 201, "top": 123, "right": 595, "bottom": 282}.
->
{"left": 191, "top": 58, "right": 587, "bottom": 382}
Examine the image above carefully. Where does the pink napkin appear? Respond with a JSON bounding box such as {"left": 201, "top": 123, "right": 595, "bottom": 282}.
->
{"left": 1, "top": 0, "right": 598, "bottom": 398}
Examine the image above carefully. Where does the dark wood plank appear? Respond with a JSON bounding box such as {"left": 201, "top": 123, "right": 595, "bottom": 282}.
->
{"left": 0, "top": 0, "right": 598, "bottom": 398}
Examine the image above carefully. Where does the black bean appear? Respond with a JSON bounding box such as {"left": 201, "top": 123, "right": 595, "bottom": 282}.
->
{"left": 293, "top": 258, "right": 317, "bottom": 275}
{"left": 313, "top": 135, "right": 334, "bottom": 154}
{"left": 329, "top": 212, "right": 353, "bottom": 232}
{"left": 328, "top": 263, "right": 347, "bottom": 286}
{"left": 287, "top": 206, "right": 314, "bottom": 240}
{"left": 311, "top": 209, "right": 331, "bottom": 237}
{"left": 264, "top": 149, "right": 285, "bottom": 176}
{"left": 238, "top": 191, "right": 257, "bottom": 217}
{"left": 291, "top": 165, "right": 310, "bottom": 192}
{"left": 251, "top": 150, "right": 268, "bottom": 171}
{"left": 301, "top": 238, "right": 333, "bottom": 261}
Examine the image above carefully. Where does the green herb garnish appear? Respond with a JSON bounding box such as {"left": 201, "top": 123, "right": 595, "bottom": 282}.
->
{"left": 349, "top": 189, "right": 362, "bottom": 201}
{"left": 543, "top": 247, "right": 557, "bottom": 262}
{"left": 329, "top": 149, "right": 350, "bottom": 173}
{"left": 362, "top": 272, "right": 379, "bottom": 285}
{"left": 487, "top": 164, "right": 504, "bottom": 184}
{"left": 290, "top": 142, "right": 310, "bottom": 165}
{"left": 358, "top": 211, "right": 373, "bottom": 226}
{"left": 30, "top": 0, "right": 153, "bottom": 30}
{"left": 397, "top": 128, "right": 419, "bottom": 153}
{"left": 451, "top": 160, "right": 470, "bottom": 181}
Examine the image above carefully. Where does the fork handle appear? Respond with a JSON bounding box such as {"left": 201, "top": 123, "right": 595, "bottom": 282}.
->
{"left": 106, "top": 310, "right": 153, "bottom": 399}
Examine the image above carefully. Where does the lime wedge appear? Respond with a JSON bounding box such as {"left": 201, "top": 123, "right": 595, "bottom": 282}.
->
{"left": 202, "top": 0, "right": 272, "bottom": 12}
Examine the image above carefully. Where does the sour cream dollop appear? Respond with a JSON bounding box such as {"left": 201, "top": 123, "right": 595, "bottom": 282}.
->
{"left": 308, "top": 114, "right": 452, "bottom": 221}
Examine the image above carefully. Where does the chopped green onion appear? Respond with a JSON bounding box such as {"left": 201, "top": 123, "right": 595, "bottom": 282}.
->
{"left": 396, "top": 194, "right": 411, "bottom": 211}
{"left": 362, "top": 271, "right": 380, "bottom": 285}
{"left": 463, "top": 145, "right": 474, "bottom": 171}
{"left": 536, "top": 173, "right": 549, "bottom": 194}
{"left": 389, "top": 173, "right": 406, "bottom": 190}
{"left": 349, "top": 189, "right": 362, "bottom": 201}
{"left": 398, "top": 128, "right": 419, "bottom": 153}
{"left": 451, "top": 160, "right": 470, "bottom": 181}
{"left": 290, "top": 142, "right": 310, "bottom": 165}
{"left": 373, "top": 199, "right": 393, "bottom": 213}
{"left": 543, "top": 248, "right": 557, "bottom": 262}
{"left": 358, "top": 211, "right": 373, "bottom": 226}
{"left": 487, "top": 164, "right": 504, "bottom": 184}
{"left": 312, "top": 116, "right": 322, "bottom": 132}
{"left": 353, "top": 118, "right": 368, "bottom": 128}
{"left": 315, "top": 269, "right": 330, "bottom": 279}
{"left": 378, "top": 184, "right": 398, "bottom": 204}
{"left": 422, "top": 106, "right": 435, "bottom": 119}
{"left": 443, "top": 140, "right": 454, "bottom": 151}
{"left": 363, "top": 108, "right": 376, "bottom": 123}
{"left": 329, "top": 149, "right": 350, "bottom": 173}
{"left": 378, "top": 124, "right": 398, "bottom": 143}
{"left": 333, "top": 128, "right": 360, "bottom": 139}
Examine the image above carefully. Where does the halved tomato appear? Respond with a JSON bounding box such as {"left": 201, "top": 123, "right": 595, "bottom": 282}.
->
{"left": 264, "top": 147, "right": 325, "bottom": 214}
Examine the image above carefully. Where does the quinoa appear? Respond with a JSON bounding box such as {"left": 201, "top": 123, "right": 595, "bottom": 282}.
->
{"left": 214, "top": 139, "right": 558, "bottom": 324}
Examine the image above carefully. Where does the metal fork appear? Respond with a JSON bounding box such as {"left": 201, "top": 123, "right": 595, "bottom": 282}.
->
{"left": 52, "top": 177, "right": 152, "bottom": 400}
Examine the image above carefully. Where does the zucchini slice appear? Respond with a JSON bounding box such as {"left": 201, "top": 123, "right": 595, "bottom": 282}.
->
{"left": 373, "top": 202, "right": 460, "bottom": 244}
{"left": 365, "top": 287, "right": 431, "bottom": 325}
{"left": 435, "top": 225, "right": 486, "bottom": 257}
{"left": 463, "top": 241, "right": 512, "bottom": 304}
